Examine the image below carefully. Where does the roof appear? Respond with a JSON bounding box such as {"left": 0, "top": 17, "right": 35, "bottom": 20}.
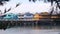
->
{"left": 24, "top": 12, "right": 33, "bottom": 16}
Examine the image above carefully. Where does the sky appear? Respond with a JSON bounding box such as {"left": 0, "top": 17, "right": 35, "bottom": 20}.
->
{"left": 0, "top": 0, "right": 52, "bottom": 14}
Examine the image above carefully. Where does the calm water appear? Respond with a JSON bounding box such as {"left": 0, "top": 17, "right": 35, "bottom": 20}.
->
{"left": 0, "top": 25, "right": 60, "bottom": 34}
{"left": 0, "top": 21, "right": 60, "bottom": 34}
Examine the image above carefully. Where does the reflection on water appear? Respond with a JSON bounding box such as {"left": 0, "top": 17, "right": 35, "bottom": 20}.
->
{"left": 5, "top": 22, "right": 60, "bottom": 30}
{"left": 0, "top": 22, "right": 60, "bottom": 34}
{"left": 3, "top": 25, "right": 60, "bottom": 34}
{"left": 0, "top": 25, "right": 60, "bottom": 34}
{"left": 9, "top": 25, "right": 60, "bottom": 30}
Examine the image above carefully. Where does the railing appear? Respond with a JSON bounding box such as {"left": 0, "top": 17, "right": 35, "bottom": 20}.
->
{"left": 0, "top": 19, "right": 35, "bottom": 21}
{"left": 0, "top": 18, "right": 60, "bottom": 21}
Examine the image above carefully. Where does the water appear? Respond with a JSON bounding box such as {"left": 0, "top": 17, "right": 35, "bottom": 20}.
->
{"left": 0, "top": 25, "right": 60, "bottom": 34}
{"left": 0, "top": 21, "right": 60, "bottom": 34}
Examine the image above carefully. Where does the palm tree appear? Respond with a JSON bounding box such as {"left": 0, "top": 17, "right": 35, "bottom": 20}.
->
{"left": 50, "top": 0, "right": 60, "bottom": 15}
{"left": 4, "top": 8, "right": 11, "bottom": 13}
{"left": 0, "top": 0, "right": 10, "bottom": 5}
{"left": 16, "top": 3, "right": 20, "bottom": 8}
{"left": 0, "top": 1, "right": 3, "bottom": 5}
{"left": 49, "top": 0, "right": 54, "bottom": 19}
{"left": 49, "top": 0, "right": 60, "bottom": 24}
{"left": 29, "top": 0, "right": 36, "bottom": 2}
{"left": 4, "top": 3, "right": 20, "bottom": 14}
{"left": 29, "top": 0, "right": 31, "bottom": 2}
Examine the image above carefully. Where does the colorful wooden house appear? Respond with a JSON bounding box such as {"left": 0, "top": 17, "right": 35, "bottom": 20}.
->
{"left": 4, "top": 13, "right": 18, "bottom": 20}
{"left": 17, "top": 13, "right": 24, "bottom": 19}
{"left": 24, "top": 12, "right": 34, "bottom": 19}
{"left": 33, "top": 13, "right": 42, "bottom": 20}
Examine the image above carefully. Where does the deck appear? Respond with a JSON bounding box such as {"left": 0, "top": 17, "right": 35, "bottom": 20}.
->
{"left": 0, "top": 18, "right": 60, "bottom": 29}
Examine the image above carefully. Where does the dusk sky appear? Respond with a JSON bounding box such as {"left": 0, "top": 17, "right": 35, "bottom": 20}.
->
{"left": 0, "top": 0, "right": 52, "bottom": 14}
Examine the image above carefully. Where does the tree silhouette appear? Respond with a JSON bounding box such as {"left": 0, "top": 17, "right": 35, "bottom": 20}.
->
{"left": 33, "top": 0, "right": 36, "bottom": 2}
{"left": 4, "top": 8, "right": 11, "bottom": 13}
{"left": 29, "top": 0, "right": 36, "bottom": 2}
{"left": 49, "top": 0, "right": 60, "bottom": 19}
{"left": 0, "top": 0, "right": 10, "bottom": 5}
{"left": 29, "top": 0, "right": 31, "bottom": 2}
{"left": 0, "top": 1, "right": 3, "bottom": 5}
{"left": 3, "top": 3, "right": 20, "bottom": 13}
{"left": 4, "top": 8, "right": 6, "bottom": 13}
{"left": 16, "top": 3, "right": 20, "bottom": 7}
{"left": 7, "top": 8, "right": 11, "bottom": 11}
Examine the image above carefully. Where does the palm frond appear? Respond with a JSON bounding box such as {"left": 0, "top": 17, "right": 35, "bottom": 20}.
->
{"left": 4, "top": 8, "right": 7, "bottom": 13}
{"left": 0, "top": 0, "right": 10, "bottom": 5}
{"left": 16, "top": 3, "right": 20, "bottom": 7}
{"left": 7, "top": 7, "right": 11, "bottom": 11}
{"left": 0, "top": 1, "right": 3, "bottom": 5}
{"left": 32, "top": 0, "right": 36, "bottom": 2}
{"left": 29, "top": 0, "right": 31, "bottom": 2}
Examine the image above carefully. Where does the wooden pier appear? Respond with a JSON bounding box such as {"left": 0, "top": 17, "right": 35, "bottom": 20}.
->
{"left": 0, "top": 18, "right": 60, "bottom": 30}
